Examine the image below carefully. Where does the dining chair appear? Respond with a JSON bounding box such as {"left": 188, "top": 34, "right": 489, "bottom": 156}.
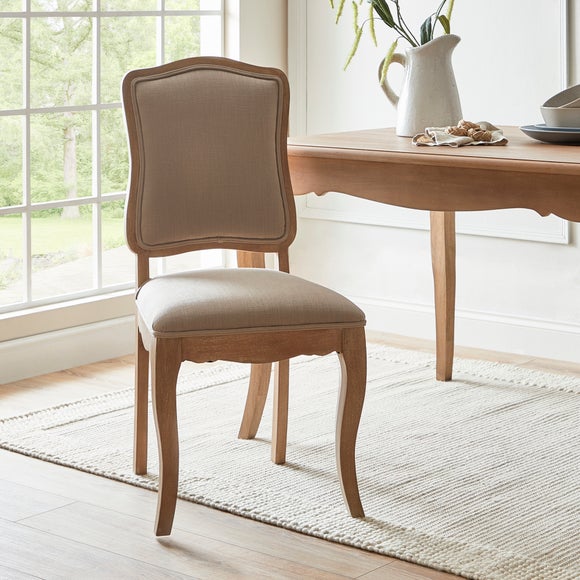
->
{"left": 121, "top": 56, "right": 367, "bottom": 536}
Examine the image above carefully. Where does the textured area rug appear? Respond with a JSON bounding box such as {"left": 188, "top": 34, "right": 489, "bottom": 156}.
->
{"left": 1, "top": 344, "right": 579, "bottom": 580}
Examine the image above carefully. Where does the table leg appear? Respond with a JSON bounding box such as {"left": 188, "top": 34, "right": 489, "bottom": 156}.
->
{"left": 430, "top": 211, "right": 456, "bottom": 381}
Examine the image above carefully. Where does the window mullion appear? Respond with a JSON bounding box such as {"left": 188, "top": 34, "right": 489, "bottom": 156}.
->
{"left": 157, "top": 0, "right": 165, "bottom": 66}
{"left": 93, "top": 5, "right": 102, "bottom": 290}
{"left": 23, "top": 1, "right": 31, "bottom": 304}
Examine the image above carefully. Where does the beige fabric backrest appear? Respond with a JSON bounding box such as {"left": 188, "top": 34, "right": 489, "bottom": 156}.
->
{"left": 122, "top": 57, "right": 295, "bottom": 257}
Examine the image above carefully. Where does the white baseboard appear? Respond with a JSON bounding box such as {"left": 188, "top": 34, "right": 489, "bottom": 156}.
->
{"left": 0, "top": 316, "right": 135, "bottom": 385}
{"left": 357, "top": 296, "right": 580, "bottom": 364}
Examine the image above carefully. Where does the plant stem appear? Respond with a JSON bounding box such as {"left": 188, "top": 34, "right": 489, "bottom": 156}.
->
{"left": 432, "top": 0, "right": 448, "bottom": 37}
{"left": 446, "top": 0, "right": 456, "bottom": 22}
{"left": 391, "top": 0, "right": 419, "bottom": 46}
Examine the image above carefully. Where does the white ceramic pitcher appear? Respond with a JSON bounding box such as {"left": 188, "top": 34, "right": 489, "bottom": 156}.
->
{"left": 380, "top": 34, "right": 462, "bottom": 137}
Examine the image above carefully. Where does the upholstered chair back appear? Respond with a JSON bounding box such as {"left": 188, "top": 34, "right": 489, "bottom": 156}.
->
{"left": 122, "top": 58, "right": 295, "bottom": 257}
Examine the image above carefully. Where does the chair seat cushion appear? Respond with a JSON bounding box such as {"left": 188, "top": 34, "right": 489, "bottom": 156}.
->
{"left": 136, "top": 268, "right": 365, "bottom": 338}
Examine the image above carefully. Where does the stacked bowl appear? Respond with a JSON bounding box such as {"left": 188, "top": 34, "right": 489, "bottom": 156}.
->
{"left": 521, "top": 84, "right": 580, "bottom": 143}
{"left": 540, "top": 85, "right": 580, "bottom": 129}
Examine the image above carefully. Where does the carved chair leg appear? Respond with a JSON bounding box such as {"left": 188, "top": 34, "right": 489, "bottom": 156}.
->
{"left": 271, "top": 359, "right": 289, "bottom": 465}
{"left": 151, "top": 339, "right": 182, "bottom": 536}
{"left": 134, "top": 329, "right": 149, "bottom": 475}
{"left": 238, "top": 363, "right": 272, "bottom": 439}
{"left": 236, "top": 251, "right": 272, "bottom": 440}
{"left": 336, "top": 327, "right": 366, "bottom": 518}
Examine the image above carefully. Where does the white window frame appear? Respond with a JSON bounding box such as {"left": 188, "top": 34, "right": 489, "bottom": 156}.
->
{"left": 0, "top": 1, "right": 224, "bottom": 344}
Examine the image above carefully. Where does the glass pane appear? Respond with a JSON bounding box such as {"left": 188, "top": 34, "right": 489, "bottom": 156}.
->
{"left": 0, "top": 1, "right": 23, "bottom": 11}
{"left": 199, "top": 14, "right": 221, "bottom": 55}
{"left": 0, "top": 213, "right": 24, "bottom": 307}
{"left": 101, "top": 108, "right": 128, "bottom": 195}
{"left": 31, "top": 0, "right": 92, "bottom": 10}
{"left": 0, "top": 116, "right": 23, "bottom": 208}
{"left": 165, "top": 16, "right": 200, "bottom": 61}
{"left": 165, "top": 15, "right": 221, "bottom": 61}
{"left": 31, "top": 205, "right": 94, "bottom": 300}
{"left": 30, "top": 17, "right": 92, "bottom": 108}
{"left": 166, "top": 0, "right": 222, "bottom": 9}
{"left": 101, "top": 199, "right": 133, "bottom": 287}
{"left": 102, "top": 0, "right": 156, "bottom": 10}
{"left": 100, "top": 16, "right": 156, "bottom": 103}
{"left": 30, "top": 111, "right": 92, "bottom": 204}
{"left": 0, "top": 19, "right": 23, "bottom": 110}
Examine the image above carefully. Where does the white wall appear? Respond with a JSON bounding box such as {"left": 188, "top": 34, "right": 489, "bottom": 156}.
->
{"left": 288, "top": 0, "right": 580, "bottom": 363}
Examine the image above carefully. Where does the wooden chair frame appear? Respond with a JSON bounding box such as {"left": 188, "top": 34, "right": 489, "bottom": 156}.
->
{"left": 123, "top": 57, "right": 367, "bottom": 536}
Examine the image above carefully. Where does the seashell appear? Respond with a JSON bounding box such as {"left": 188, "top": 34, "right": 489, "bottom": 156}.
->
{"left": 458, "top": 120, "right": 480, "bottom": 130}
{"left": 470, "top": 129, "right": 492, "bottom": 142}
{"left": 446, "top": 126, "right": 469, "bottom": 136}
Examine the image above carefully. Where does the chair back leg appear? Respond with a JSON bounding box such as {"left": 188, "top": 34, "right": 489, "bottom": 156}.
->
{"left": 271, "top": 359, "right": 290, "bottom": 464}
{"left": 238, "top": 363, "right": 272, "bottom": 439}
{"left": 134, "top": 329, "right": 149, "bottom": 475}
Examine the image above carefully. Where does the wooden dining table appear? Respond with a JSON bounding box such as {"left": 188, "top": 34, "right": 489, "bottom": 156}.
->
{"left": 287, "top": 127, "right": 580, "bottom": 381}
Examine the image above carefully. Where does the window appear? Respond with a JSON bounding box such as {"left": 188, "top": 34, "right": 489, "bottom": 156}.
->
{"left": 0, "top": 0, "right": 223, "bottom": 314}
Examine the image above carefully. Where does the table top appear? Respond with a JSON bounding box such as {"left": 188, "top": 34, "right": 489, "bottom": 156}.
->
{"left": 288, "top": 127, "right": 580, "bottom": 176}
{"left": 287, "top": 127, "right": 580, "bottom": 220}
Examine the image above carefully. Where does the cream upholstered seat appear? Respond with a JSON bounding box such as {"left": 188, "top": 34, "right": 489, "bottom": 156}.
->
{"left": 122, "top": 56, "right": 367, "bottom": 536}
{"left": 137, "top": 268, "right": 364, "bottom": 337}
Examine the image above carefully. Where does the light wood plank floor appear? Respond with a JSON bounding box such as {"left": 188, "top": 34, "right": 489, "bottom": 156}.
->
{"left": 2, "top": 332, "right": 579, "bottom": 579}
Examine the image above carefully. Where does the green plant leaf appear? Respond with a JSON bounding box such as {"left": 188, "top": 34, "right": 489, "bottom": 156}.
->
{"left": 335, "top": 0, "right": 347, "bottom": 23}
{"left": 379, "top": 39, "right": 399, "bottom": 86}
{"left": 371, "top": 0, "right": 395, "bottom": 28}
{"left": 420, "top": 16, "right": 432, "bottom": 44}
{"left": 438, "top": 14, "right": 450, "bottom": 34}
{"left": 446, "top": 0, "right": 456, "bottom": 22}
{"left": 352, "top": 0, "right": 359, "bottom": 33}
{"left": 368, "top": 1, "right": 378, "bottom": 46}
{"left": 343, "top": 26, "right": 363, "bottom": 70}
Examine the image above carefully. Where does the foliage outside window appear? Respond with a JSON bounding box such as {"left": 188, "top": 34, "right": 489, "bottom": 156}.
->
{"left": 0, "top": 0, "right": 223, "bottom": 313}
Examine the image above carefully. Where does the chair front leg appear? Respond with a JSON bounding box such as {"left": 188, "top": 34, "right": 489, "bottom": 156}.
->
{"left": 336, "top": 327, "right": 367, "bottom": 518}
{"left": 151, "top": 338, "right": 182, "bottom": 536}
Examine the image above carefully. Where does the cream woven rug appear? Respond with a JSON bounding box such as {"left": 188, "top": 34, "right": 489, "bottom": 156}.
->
{"left": 1, "top": 344, "right": 579, "bottom": 580}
